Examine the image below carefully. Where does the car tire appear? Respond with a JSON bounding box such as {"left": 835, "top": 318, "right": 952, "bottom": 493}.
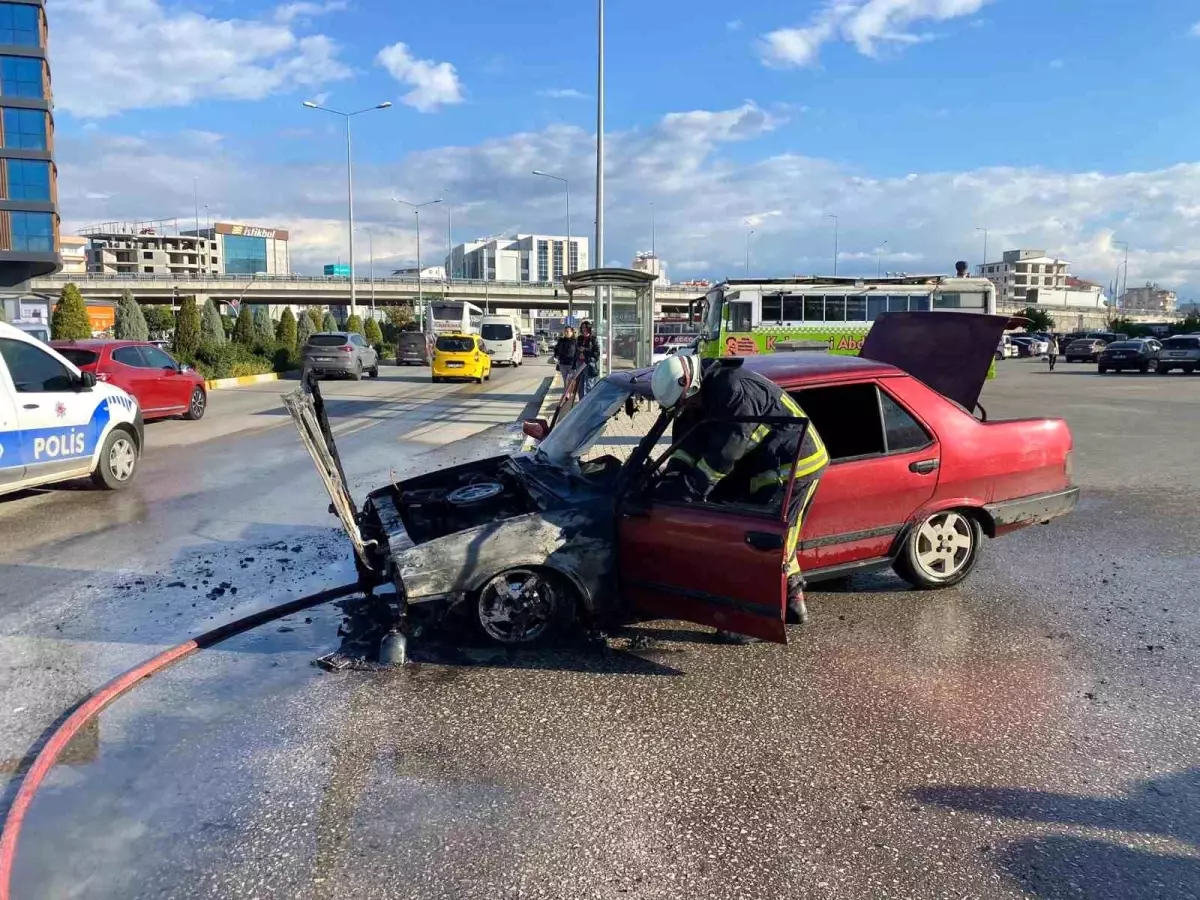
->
{"left": 1158, "top": 366, "right": 1171, "bottom": 375}
{"left": 475, "top": 373, "right": 484, "bottom": 384}
{"left": 183, "top": 386, "right": 207, "bottom": 420}
{"left": 432, "top": 376, "right": 441, "bottom": 384}
{"left": 1139, "top": 363, "right": 1150, "bottom": 374}
{"left": 474, "top": 567, "right": 576, "bottom": 645}
{"left": 91, "top": 428, "right": 139, "bottom": 491}
{"left": 352, "top": 362, "right": 363, "bottom": 381}
{"left": 368, "top": 364, "right": 380, "bottom": 378}
{"left": 894, "top": 510, "right": 983, "bottom": 590}
{"left": 1098, "top": 365, "right": 1108, "bottom": 374}
{"left": 1186, "top": 366, "right": 1196, "bottom": 375}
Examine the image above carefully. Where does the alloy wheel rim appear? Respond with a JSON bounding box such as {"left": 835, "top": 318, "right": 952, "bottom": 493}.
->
{"left": 108, "top": 438, "right": 136, "bottom": 481}
{"left": 914, "top": 512, "right": 972, "bottom": 579}
{"left": 190, "top": 389, "right": 205, "bottom": 417}
{"left": 478, "top": 569, "right": 555, "bottom": 644}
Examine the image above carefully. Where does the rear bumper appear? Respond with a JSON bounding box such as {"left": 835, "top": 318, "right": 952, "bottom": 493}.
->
{"left": 303, "top": 359, "right": 356, "bottom": 375}
{"left": 985, "top": 486, "right": 1079, "bottom": 531}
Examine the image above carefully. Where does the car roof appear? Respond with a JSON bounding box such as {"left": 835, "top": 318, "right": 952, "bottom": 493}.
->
{"left": 48, "top": 339, "right": 150, "bottom": 348}
{"left": 438, "top": 332, "right": 476, "bottom": 338}
{"left": 619, "top": 352, "right": 901, "bottom": 396}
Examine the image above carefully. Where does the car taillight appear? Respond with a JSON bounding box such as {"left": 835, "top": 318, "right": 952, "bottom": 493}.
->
{"left": 342, "top": 345, "right": 354, "bottom": 353}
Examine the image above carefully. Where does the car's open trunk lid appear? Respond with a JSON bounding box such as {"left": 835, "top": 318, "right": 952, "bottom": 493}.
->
{"left": 860, "top": 311, "right": 1013, "bottom": 412}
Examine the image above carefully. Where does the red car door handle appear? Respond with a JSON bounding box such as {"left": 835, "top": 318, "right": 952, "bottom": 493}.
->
{"left": 910, "top": 459, "right": 939, "bottom": 475}
{"left": 745, "top": 531, "right": 784, "bottom": 552}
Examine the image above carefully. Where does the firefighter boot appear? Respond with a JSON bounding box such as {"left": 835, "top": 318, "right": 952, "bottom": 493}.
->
{"left": 786, "top": 575, "right": 809, "bottom": 625}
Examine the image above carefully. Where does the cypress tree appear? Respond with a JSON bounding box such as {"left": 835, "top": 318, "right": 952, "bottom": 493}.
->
{"left": 173, "top": 296, "right": 201, "bottom": 358}
{"left": 114, "top": 289, "right": 149, "bottom": 341}
{"left": 201, "top": 297, "right": 226, "bottom": 346}
{"left": 51, "top": 283, "right": 92, "bottom": 340}
{"left": 233, "top": 305, "right": 255, "bottom": 346}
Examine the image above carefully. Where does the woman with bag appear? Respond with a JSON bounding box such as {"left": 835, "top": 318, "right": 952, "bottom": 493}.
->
{"left": 575, "top": 320, "right": 601, "bottom": 397}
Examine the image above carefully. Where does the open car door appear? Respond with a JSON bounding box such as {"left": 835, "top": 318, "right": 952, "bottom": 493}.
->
{"left": 616, "top": 414, "right": 810, "bottom": 643}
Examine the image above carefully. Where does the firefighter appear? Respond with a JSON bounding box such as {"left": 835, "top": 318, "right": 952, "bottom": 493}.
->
{"left": 650, "top": 354, "right": 828, "bottom": 642}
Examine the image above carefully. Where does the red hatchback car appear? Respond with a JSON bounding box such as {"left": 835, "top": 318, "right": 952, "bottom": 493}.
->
{"left": 51, "top": 340, "right": 208, "bottom": 422}
{"left": 299, "top": 312, "right": 1079, "bottom": 648}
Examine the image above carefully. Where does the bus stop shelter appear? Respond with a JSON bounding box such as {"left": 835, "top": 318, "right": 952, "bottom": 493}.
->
{"left": 561, "top": 268, "right": 658, "bottom": 376}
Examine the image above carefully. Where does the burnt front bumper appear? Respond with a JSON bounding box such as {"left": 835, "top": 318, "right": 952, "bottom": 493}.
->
{"left": 985, "top": 486, "right": 1080, "bottom": 533}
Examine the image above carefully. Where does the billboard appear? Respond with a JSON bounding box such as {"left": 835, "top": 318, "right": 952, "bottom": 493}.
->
{"left": 214, "top": 222, "right": 290, "bottom": 241}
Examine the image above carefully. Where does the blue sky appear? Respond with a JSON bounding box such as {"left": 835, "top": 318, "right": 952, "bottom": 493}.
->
{"left": 49, "top": 0, "right": 1200, "bottom": 297}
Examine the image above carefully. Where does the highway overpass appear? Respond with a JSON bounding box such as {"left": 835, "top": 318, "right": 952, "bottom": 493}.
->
{"left": 28, "top": 273, "right": 702, "bottom": 314}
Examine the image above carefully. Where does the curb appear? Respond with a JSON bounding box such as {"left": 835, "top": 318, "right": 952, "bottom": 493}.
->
{"left": 204, "top": 372, "right": 284, "bottom": 390}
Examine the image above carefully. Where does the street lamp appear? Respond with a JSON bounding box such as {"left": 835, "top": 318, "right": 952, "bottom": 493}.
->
{"left": 356, "top": 227, "right": 375, "bottom": 316}
{"left": 976, "top": 227, "right": 988, "bottom": 274}
{"left": 302, "top": 99, "right": 393, "bottom": 317}
{"left": 877, "top": 240, "right": 888, "bottom": 277}
{"left": 394, "top": 197, "right": 443, "bottom": 320}
{"left": 531, "top": 170, "right": 572, "bottom": 279}
{"left": 1113, "top": 239, "right": 1129, "bottom": 307}
{"left": 828, "top": 214, "right": 839, "bottom": 276}
{"left": 745, "top": 229, "right": 755, "bottom": 276}
{"left": 445, "top": 189, "right": 453, "bottom": 282}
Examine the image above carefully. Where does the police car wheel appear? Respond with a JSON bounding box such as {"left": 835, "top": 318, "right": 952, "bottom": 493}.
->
{"left": 92, "top": 429, "right": 139, "bottom": 490}
{"left": 184, "top": 387, "right": 207, "bottom": 420}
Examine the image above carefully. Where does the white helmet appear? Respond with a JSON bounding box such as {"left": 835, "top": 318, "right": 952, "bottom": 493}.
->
{"left": 651, "top": 353, "right": 701, "bottom": 409}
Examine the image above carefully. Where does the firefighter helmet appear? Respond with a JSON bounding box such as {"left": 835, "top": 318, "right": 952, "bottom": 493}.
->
{"left": 651, "top": 353, "right": 701, "bottom": 410}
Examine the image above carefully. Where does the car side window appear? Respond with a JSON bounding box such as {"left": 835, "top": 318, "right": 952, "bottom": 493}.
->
{"left": 790, "top": 382, "right": 886, "bottom": 461}
{"left": 112, "top": 346, "right": 149, "bottom": 367}
{"left": 880, "top": 390, "right": 932, "bottom": 453}
{"left": 141, "top": 346, "right": 177, "bottom": 369}
{"left": 0, "top": 338, "right": 76, "bottom": 393}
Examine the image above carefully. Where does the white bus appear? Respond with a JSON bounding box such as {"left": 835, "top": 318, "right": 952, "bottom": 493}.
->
{"left": 479, "top": 314, "right": 524, "bottom": 366}
{"left": 429, "top": 301, "right": 483, "bottom": 335}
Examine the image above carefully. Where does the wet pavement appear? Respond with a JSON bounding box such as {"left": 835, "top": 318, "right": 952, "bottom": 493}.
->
{"left": 2, "top": 358, "right": 1198, "bottom": 899}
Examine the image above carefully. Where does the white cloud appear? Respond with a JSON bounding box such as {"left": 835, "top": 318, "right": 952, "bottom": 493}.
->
{"left": 376, "top": 42, "right": 464, "bottom": 112}
{"left": 761, "top": 0, "right": 993, "bottom": 67}
{"left": 538, "top": 88, "right": 588, "bottom": 100}
{"left": 55, "top": 105, "right": 1200, "bottom": 297}
{"left": 52, "top": 0, "right": 351, "bottom": 118}
{"left": 726, "top": 19, "right": 743, "bottom": 31}
{"left": 1191, "top": 21, "right": 1200, "bottom": 36}
{"left": 274, "top": 0, "right": 347, "bottom": 23}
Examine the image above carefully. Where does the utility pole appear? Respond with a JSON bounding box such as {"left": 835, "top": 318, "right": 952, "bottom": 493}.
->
{"left": 596, "top": 0, "right": 607, "bottom": 373}
{"left": 828, "top": 214, "right": 839, "bottom": 276}
{"left": 976, "top": 227, "right": 988, "bottom": 274}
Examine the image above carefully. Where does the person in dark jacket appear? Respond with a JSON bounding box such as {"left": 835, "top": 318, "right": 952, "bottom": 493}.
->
{"left": 575, "top": 320, "right": 601, "bottom": 396}
{"left": 651, "top": 354, "right": 829, "bottom": 642}
{"left": 553, "top": 327, "right": 579, "bottom": 393}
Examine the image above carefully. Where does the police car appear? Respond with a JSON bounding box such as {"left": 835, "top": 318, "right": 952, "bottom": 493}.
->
{"left": 0, "top": 321, "right": 144, "bottom": 496}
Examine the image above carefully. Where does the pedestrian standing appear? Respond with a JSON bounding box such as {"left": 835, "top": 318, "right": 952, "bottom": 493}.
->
{"left": 1047, "top": 335, "right": 1059, "bottom": 372}
{"left": 553, "top": 326, "right": 578, "bottom": 394}
{"left": 575, "top": 320, "right": 600, "bottom": 397}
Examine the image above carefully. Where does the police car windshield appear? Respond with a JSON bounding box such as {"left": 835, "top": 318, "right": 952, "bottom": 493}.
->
{"left": 537, "top": 380, "right": 630, "bottom": 466}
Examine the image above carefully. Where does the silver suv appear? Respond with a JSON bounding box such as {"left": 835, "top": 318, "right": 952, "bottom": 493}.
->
{"left": 1156, "top": 336, "right": 1200, "bottom": 374}
{"left": 302, "top": 332, "right": 380, "bottom": 381}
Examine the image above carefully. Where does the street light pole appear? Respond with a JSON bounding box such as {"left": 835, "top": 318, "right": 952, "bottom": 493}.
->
{"left": 395, "top": 197, "right": 443, "bottom": 324}
{"left": 1114, "top": 240, "right": 1129, "bottom": 308}
{"left": 976, "top": 227, "right": 988, "bottom": 275}
{"left": 532, "top": 169, "right": 573, "bottom": 320}
{"left": 302, "top": 99, "right": 393, "bottom": 317}
{"left": 878, "top": 240, "right": 888, "bottom": 277}
{"left": 596, "top": 0, "right": 607, "bottom": 373}
{"left": 828, "top": 214, "right": 839, "bottom": 276}
{"left": 446, "top": 191, "right": 453, "bottom": 282}
{"left": 745, "top": 229, "right": 754, "bottom": 276}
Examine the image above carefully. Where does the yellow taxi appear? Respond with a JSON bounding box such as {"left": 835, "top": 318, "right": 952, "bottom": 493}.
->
{"left": 431, "top": 333, "right": 492, "bottom": 384}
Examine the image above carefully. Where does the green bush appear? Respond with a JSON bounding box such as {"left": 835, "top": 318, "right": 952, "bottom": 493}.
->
{"left": 307, "top": 308, "right": 324, "bottom": 333}
{"left": 173, "top": 296, "right": 202, "bottom": 358}
{"left": 375, "top": 342, "right": 396, "bottom": 360}
{"left": 201, "top": 298, "right": 226, "bottom": 346}
{"left": 144, "top": 305, "right": 175, "bottom": 334}
{"left": 114, "top": 289, "right": 150, "bottom": 341}
{"left": 52, "top": 283, "right": 91, "bottom": 340}
{"left": 364, "top": 317, "right": 383, "bottom": 345}
{"left": 232, "top": 305, "right": 255, "bottom": 346}
{"left": 253, "top": 305, "right": 275, "bottom": 346}
{"left": 297, "top": 310, "right": 315, "bottom": 349}
{"left": 192, "top": 341, "right": 277, "bottom": 380}
{"left": 276, "top": 308, "right": 298, "bottom": 352}
{"left": 345, "top": 313, "right": 364, "bottom": 336}
{"left": 322, "top": 311, "right": 337, "bottom": 332}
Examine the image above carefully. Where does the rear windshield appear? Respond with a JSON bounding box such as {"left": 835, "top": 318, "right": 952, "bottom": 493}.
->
{"left": 481, "top": 323, "right": 513, "bottom": 341}
{"left": 1162, "top": 337, "right": 1200, "bottom": 349}
{"left": 57, "top": 348, "right": 99, "bottom": 366}
{"left": 437, "top": 336, "right": 475, "bottom": 352}
{"left": 398, "top": 333, "right": 427, "bottom": 346}
{"left": 1106, "top": 342, "right": 1139, "bottom": 350}
{"left": 308, "top": 334, "right": 349, "bottom": 346}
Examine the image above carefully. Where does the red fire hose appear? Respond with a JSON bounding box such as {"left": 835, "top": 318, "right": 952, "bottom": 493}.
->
{"left": 0, "top": 581, "right": 364, "bottom": 900}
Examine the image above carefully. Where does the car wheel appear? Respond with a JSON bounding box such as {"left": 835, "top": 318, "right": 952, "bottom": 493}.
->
{"left": 183, "top": 386, "right": 207, "bottom": 420}
{"left": 1139, "top": 363, "right": 1150, "bottom": 373}
{"left": 432, "top": 376, "right": 441, "bottom": 384}
{"left": 352, "top": 362, "right": 363, "bottom": 381}
{"left": 1158, "top": 366, "right": 1171, "bottom": 375}
{"left": 369, "top": 364, "right": 380, "bottom": 378}
{"left": 1098, "top": 365, "right": 1108, "bottom": 374}
{"left": 1185, "top": 365, "right": 1196, "bottom": 375}
{"left": 91, "top": 428, "right": 139, "bottom": 491}
{"left": 475, "top": 568, "right": 575, "bottom": 645}
{"left": 894, "top": 510, "right": 982, "bottom": 590}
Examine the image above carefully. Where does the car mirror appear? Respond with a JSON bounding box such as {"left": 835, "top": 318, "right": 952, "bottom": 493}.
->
{"left": 76, "top": 371, "right": 96, "bottom": 391}
{"left": 523, "top": 419, "right": 549, "bottom": 441}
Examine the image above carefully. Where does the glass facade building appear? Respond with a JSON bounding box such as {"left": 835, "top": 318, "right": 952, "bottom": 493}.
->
{"left": 223, "top": 233, "right": 269, "bottom": 275}
{"left": 0, "top": 0, "right": 58, "bottom": 286}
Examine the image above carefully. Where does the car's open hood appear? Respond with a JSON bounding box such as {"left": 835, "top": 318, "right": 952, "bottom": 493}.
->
{"left": 860, "top": 311, "right": 1011, "bottom": 412}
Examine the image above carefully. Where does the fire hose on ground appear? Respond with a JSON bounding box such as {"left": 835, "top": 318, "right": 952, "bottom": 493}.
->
{"left": 0, "top": 580, "right": 365, "bottom": 900}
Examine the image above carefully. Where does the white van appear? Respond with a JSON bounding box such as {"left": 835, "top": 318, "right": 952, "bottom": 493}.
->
{"left": 479, "top": 315, "right": 523, "bottom": 367}
{"left": 0, "top": 321, "right": 144, "bottom": 496}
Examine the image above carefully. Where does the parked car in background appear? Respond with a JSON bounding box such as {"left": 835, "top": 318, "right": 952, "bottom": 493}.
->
{"left": 302, "top": 332, "right": 379, "bottom": 381}
{"left": 13, "top": 322, "right": 49, "bottom": 344}
{"left": 652, "top": 338, "right": 696, "bottom": 364}
{"left": 522, "top": 335, "right": 540, "bottom": 357}
{"left": 1156, "top": 336, "right": 1200, "bottom": 374}
{"left": 431, "top": 333, "right": 492, "bottom": 384}
{"left": 1097, "top": 340, "right": 1159, "bottom": 373}
{"left": 1065, "top": 338, "right": 1106, "bottom": 363}
{"left": 52, "top": 339, "right": 208, "bottom": 421}
{"left": 1086, "top": 331, "right": 1125, "bottom": 344}
{"left": 396, "top": 331, "right": 432, "bottom": 366}
{"left": 1009, "top": 336, "right": 1038, "bottom": 357}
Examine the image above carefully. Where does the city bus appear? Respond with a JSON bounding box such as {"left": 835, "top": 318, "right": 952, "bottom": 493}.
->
{"left": 429, "top": 301, "right": 484, "bottom": 335}
{"left": 693, "top": 275, "right": 997, "bottom": 359}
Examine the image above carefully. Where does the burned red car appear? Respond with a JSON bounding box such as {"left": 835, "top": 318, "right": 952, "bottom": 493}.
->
{"left": 289, "top": 313, "right": 1078, "bottom": 649}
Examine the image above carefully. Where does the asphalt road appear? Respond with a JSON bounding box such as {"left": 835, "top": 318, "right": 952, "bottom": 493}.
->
{"left": 2, "top": 357, "right": 1198, "bottom": 899}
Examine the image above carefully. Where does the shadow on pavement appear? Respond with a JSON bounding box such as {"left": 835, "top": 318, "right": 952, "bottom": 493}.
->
{"left": 913, "top": 769, "right": 1200, "bottom": 898}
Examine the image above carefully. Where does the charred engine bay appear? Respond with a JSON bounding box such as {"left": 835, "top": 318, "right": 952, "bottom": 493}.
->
{"left": 386, "top": 460, "right": 540, "bottom": 544}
